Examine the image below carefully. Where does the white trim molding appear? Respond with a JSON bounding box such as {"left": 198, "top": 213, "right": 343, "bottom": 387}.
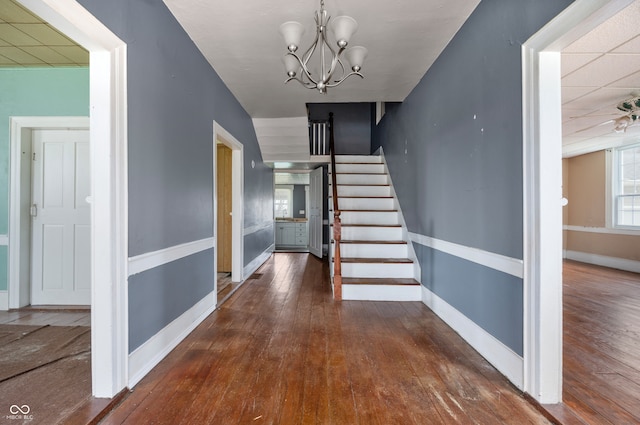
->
{"left": 422, "top": 286, "right": 523, "bottom": 389}
{"left": 0, "top": 235, "right": 8, "bottom": 246}
{"left": 128, "top": 238, "right": 215, "bottom": 276}
{"left": 564, "top": 225, "right": 640, "bottom": 236}
{"left": 521, "top": 0, "right": 634, "bottom": 404}
{"left": 243, "top": 221, "right": 273, "bottom": 237}
{"left": 0, "top": 291, "right": 8, "bottom": 310}
{"left": 409, "top": 232, "right": 523, "bottom": 279}
{"left": 128, "top": 290, "right": 216, "bottom": 387}
{"left": 565, "top": 250, "right": 640, "bottom": 274}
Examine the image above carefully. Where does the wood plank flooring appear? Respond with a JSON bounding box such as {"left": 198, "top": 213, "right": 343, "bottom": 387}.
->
{"left": 543, "top": 260, "right": 640, "bottom": 425}
{"left": 101, "top": 253, "right": 550, "bottom": 425}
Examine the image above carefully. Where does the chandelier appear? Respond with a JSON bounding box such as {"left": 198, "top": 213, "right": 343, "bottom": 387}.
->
{"left": 279, "top": 0, "right": 367, "bottom": 94}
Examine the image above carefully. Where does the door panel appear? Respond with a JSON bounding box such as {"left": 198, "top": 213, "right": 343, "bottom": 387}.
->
{"left": 217, "top": 144, "right": 233, "bottom": 272}
{"left": 31, "top": 129, "right": 90, "bottom": 305}
{"left": 309, "top": 167, "right": 323, "bottom": 258}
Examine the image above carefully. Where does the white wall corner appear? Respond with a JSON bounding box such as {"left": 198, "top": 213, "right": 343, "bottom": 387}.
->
{"left": 421, "top": 285, "right": 524, "bottom": 389}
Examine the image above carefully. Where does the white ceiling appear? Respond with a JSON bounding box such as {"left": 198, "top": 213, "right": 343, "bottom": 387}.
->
{"left": 163, "top": 0, "right": 481, "bottom": 118}
{"left": 561, "top": 0, "right": 640, "bottom": 157}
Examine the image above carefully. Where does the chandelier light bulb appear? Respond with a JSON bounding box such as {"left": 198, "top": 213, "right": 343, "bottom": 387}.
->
{"left": 280, "top": 21, "right": 305, "bottom": 53}
{"left": 331, "top": 16, "right": 358, "bottom": 48}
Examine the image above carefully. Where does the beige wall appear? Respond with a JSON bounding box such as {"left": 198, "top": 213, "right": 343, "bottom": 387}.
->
{"left": 564, "top": 150, "right": 640, "bottom": 263}
{"left": 567, "top": 151, "right": 605, "bottom": 227}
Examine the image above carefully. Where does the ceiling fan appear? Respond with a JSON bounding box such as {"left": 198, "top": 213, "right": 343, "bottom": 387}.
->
{"left": 572, "top": 92, "right": 640, "bottom": 134}
{"left": 612, "top": 93, "right": 640, "bottom": 133}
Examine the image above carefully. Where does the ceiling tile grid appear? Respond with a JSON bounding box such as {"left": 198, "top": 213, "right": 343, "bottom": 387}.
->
{"left": 561, "top": 1, "right": 640, "bottom": 156}
{"left": 0, "top": 0, "right": 88, "bottom": 67}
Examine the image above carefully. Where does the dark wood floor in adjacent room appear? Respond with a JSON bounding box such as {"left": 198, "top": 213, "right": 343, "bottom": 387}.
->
{"left": 101, "top": 253, "right": 549, "bottom": 425}
{"left": 543, "top": 260, "right": 640, "bottom": 425}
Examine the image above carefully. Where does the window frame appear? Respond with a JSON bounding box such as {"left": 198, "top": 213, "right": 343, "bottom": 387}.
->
{"left": 274, "top": 185, "right": 294, "bottom": 219}
{"left": 612, "top": 142, "right": 640, "bottom": 230}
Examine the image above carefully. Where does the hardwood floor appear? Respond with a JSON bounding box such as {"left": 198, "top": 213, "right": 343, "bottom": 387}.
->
{"left": 543, "top": 260, "right": 640, "bottom": 425}
{"left": 101, "top": 253, "right": 549, "bottom": 425}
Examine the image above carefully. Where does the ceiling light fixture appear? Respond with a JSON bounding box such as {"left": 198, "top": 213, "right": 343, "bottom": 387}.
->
{"left": 279, "top": 0, "right": 367, "bottom": 94}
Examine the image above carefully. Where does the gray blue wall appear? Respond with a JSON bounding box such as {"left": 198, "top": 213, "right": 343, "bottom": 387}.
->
{"left": 78, "top": 0, "right": 273, "bottom": 352}
{"left": 308, "top": 103, "right": 372, "bottom": 154}
{"left": 373, "top": 0, "right": 574, "bottom": 355}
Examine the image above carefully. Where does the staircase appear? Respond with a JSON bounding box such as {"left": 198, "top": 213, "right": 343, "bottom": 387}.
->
{"left": 329, "top": 155, "right": 421, "bottom": 301}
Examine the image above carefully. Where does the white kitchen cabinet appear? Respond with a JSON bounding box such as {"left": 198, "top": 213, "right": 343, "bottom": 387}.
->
{"left": 275, "top": 221, "right": 308, "bottom": 247}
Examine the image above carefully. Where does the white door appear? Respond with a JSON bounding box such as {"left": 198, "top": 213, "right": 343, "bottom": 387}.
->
{"left": 309, "top": 167, "right": 323, "bottom": 258}
{"left": 31, "top": 129, "right": 91, "bottom": 305}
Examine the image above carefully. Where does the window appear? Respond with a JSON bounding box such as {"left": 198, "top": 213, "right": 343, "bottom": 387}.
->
{"left": 614, "top": 143, "right": 640, "bottom": 228}
{"left": 274, "top": 185, "right": 293, "bottom": 218}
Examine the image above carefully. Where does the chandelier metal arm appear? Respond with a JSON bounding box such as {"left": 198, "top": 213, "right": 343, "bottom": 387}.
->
{"left": 280, "top": 0, "right": 366, "bottom": 93}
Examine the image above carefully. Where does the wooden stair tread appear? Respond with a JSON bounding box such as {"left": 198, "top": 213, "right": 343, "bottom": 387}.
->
{"left": 333, "top": 240, "right": 407, "bottom": 245}
{"left": 338, "top": 257, "right": 413, "bottom": 264}
{"left": 342, "top": 278, "right": 420, "bottom": 286}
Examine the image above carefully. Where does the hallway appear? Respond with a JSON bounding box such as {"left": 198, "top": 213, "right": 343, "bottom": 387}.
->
{"left": 101, "top": 253, "right": 549, "bottom": 424}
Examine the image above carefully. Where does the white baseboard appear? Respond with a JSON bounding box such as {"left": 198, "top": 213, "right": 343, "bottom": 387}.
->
{"left": 564, "top": 250, "right": 640, "bottom": 273}
{"left": 421, "top": 285, "right": 523, "bottom": 390}
{"left": 128, "top": 290, "right": 216, "bottom": 387}
{"left": 243, "top": 244, "right": 274, "bottom": 279}
{"left": 0, "top": 291, "right": 8, "bottom": 310}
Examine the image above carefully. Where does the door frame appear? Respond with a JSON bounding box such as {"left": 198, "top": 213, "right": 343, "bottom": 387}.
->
{"left": 522, "top": 0, "right": 634, "bottom": 403}
{"left": 9, "top": 117, "right": 90, "bottom": 307}
{"left": 213, "top": 121, "right": 244, "bottom": 295}
{"left": 14, "top": 0, "right": 128, "bottom": 398}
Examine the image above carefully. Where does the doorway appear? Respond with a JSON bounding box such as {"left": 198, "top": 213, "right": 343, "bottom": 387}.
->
{"left": 10, "top": 0, "right": 128, "bottom": 398}
{"left": 216, "top": 143, "right": 234, "bottom": 299}
{"left": 213, "top": 122, "right": 244, "bottom": 305}
{"left": 10, "top": 118, "right": 90, "bottom": 307}
{"left": 522, "top": 0, "right": 634, "bottom": 403}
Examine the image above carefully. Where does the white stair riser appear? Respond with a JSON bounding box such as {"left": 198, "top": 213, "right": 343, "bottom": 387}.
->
{"left": 335, "top": 155, "right": 382, "bottom": 164}
{"left": 332, "top": 198, "right": 395, "bottom": 210}
{"left": 340, "top": 263, "right": 414, "bottom": 279}
{"left": 335, "top": 174, "right": 389, "bottom": 185}
{"left": 333, "top": 243, "right": 408, "bottom": 258}
{"left": 340, "top": 226, "right": 403, "bottom": 240}
{"left": 341, "top": 284, "right": 422, "bottom": 301}
{"left": 340, "top": 211, "right": 399, "bottom": 225}
{"left": 333, "top": 163, "right": 385, "bottom": 174}
{"left": 333, "top": 185, "right": 391, "bottom": 197}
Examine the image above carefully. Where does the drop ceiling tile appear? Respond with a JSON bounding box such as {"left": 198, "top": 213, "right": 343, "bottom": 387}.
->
{"left": 608, "top": 68, "right": 640, "bottom": 89}
{"left": 0, "top": 46, "right": 44, "bottom": 65}
{"left": 12, "top": 23, "right": 75, "bottom": 46}
{"left": 562, "top": 53, "right": 601, "bottom": 77}
{"left": 50, "top": 46, "right": 88, "bottom": 64}
{"left": 0, "top": 54, "right": 17, "bottom": 65}
{"left": 561, "top": 86, "right": 597, "bottom": 104}
{"left": 0, "top": 23, "right": 41, "bottom": 46}
{"left": 0, "top": 1, "right": 40, "bottom": 24}
{"left": 21, "top": 46, "right": 74, "bottom": 64}
{"left": 564, "top": 1, "right": 640, "bottom": 54}
{"left": 613, "top": 35, "right": 640, "bottom": 54}
{"left": 563, "top": 87, "right": 632, "bottom": 112}
{"left": 562, "top": 54, "right": 640, "bottom": 87}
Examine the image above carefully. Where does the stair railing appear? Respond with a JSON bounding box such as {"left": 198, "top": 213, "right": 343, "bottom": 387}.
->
{"left": 309, "top": 120, "right": 330, "bottom": 155}
{"left": 329, "top": 112, "right": 342, "bottom": 300}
